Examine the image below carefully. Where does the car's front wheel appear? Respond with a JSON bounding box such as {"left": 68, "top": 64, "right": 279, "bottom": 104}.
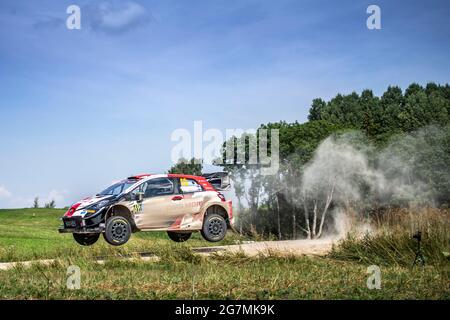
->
{"left": 201, "top": 213, "right": 227, "bottom": 242}
{"left": 73, "top": 233, "right": 100, "bottom": 246}
{"left": 167, "top": 231, "right": 192, "bottom": 242}
{"left": 103, "top": 216, "right": 131, "bottom": 246}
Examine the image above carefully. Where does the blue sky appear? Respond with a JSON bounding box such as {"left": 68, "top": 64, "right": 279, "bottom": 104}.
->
{"left": 0, "top": 0, "right": 449, "bottom": 208}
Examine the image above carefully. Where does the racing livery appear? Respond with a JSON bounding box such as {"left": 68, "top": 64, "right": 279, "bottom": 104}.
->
{"left": 59, "top": 173, "right": 233, "bottom": 246}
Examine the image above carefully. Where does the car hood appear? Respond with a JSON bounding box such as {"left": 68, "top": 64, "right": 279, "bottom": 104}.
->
{"left": 64, "top": 195, "right": 117, "bottom": 217}
{"left": 77, "top": 195, "right": 116, "bottom": 209}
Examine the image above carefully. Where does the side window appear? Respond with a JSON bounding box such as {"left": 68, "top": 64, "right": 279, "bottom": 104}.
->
{"left": 144, "top": 178, "right": 174, "bottom": 198}
{"left": 111, "top": 184, "right": 123, "bottom": 195}
{"left": 179, "top": 178, "right": 203, "bottom": 193}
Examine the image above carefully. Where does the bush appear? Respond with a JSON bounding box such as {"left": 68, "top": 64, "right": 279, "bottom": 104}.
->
{"left": 330, "top": 208, "right": 450, "bottom": 266}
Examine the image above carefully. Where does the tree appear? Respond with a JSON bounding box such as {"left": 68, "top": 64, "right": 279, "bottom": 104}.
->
{"left": 308, "top": 98, "right": 326, "bottom": 121}
{"left": 378, "top": 85, "right": 404, "bottom": 138}
{"left": 425, "top": 84, "right": 449, "bottom": 126}
{"left": 217, "top": 132, "right": 264, "bottom": 230}
{"left": 45, "top": 199, "right": 56, "bottom": 208}
{"left": 33, "top": 197, "right": 39, "bottom": 209}
{"left": 400, "top": 84, "right": 427, "bottom": 132}
{"left": 360, "top": 90, "right": 382, "bottom": 140}
{"left": 219, "top": 82, "right": 450, "bottom": 240}
{"left": 168, "top": 158, "right": 203, "bottom": 176}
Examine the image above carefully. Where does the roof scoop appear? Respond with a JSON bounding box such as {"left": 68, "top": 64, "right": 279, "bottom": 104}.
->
{"left": 202, "top": 172, "right": 231, "bottom": 191}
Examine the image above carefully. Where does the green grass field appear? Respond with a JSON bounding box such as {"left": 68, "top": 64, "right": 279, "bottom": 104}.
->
{"left": 0, "top": 209, "right": 448, "bottom": 299}
{"left": 0, "top": 208, "right": 242, "bottom": 263}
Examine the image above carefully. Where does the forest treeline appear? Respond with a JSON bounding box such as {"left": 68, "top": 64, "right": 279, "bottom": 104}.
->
{"left": 172, "top": 82, "right": 450, "bottom": 239}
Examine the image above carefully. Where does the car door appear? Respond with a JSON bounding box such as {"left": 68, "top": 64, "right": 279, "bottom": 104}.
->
{"left": 136, "top": 178, "right": 180, "bottom": 230}
{"left": 177, "top": 177, "right": 205, "bottom": 216}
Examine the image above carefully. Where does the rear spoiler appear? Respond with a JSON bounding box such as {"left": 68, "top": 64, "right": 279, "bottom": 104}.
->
{"left": 202, "top": 172, "right": 231, "bottom": 191}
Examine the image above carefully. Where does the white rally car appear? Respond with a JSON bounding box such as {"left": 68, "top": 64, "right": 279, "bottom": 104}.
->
{"left": 59, "top": 173, "right": 233, "bottom": 246}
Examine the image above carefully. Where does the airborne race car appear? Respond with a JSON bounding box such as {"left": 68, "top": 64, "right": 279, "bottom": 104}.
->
{"left": 58, "top": 173, "right": 233, "bottom": 246}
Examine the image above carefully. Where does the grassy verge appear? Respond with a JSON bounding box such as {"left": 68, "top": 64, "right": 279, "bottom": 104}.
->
{"left": 0, "top": 208, "right": 448, "bottom": 299}
{"left": 0, "top": 208, "right": 246, "bottom": 262}
{"left": 329, "top": 208, "right": 450, "bottom": 267}
{"left": 0, "top": 250, "right": 448, "bottom": 299}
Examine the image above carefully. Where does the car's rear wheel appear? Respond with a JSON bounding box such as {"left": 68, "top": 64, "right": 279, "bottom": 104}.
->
{"left": 103, "top": 216, "right": 131, "bottom": 246}
{"left": 73, "top": 233, "right": 100, "bottom": 246}
{"left": 167, "top": 231, "right": 192, "bottom": 242}
{"left": 201, "top": 213, "right": 227, "bottom": 242}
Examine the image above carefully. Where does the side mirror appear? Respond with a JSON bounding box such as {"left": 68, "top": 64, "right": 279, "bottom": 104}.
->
{"left": 124, "top": 193, "right": 143, "bottom": 202}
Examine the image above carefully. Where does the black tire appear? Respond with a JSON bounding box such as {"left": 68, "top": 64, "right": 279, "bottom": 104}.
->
{"left": 201, "top": 213, "right": 227, "bottom": 242}
{"left": 73, "top": 233, "right": 100, "bottom": 246}
{"left": 167, "top": 231, "right": 192, "bottom": 242}
{"left": 103, "top": 216, "right": 131, "bottom": 246}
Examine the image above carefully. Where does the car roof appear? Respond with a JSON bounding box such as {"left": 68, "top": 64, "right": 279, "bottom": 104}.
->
{"left": 167, "top": 173, "right": 203, "bottom": 179}
{"left": 167, "top": 174, "right": 215, "bottom": 191}
{"left": 128, "top": 173, "right": 208, "bottom": 180}
{"left": 126, "top": 173, "right": 216, "bottom": 191}
{"left": 127, "top": 174, "right": 152, "bottom": 180}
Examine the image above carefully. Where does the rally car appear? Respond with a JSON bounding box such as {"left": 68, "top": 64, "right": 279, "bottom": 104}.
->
{"left": 58, "top": 173, "right": 233, "bottom": 246}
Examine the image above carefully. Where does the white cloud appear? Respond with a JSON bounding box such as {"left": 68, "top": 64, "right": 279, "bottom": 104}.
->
{"left": 0, "top": 185, "right": 12, "bottom": 199}
{"left": 0, "top": 188, "right": 69, "bottom": 209}
{"left": 8, "top": 196, "right": 34, "bottom": 208}
{"left": 89, "top": 1, "right": 152, "bottom": 33}
{"left": 40, "top": 189, "right": 69, "bottom": 207}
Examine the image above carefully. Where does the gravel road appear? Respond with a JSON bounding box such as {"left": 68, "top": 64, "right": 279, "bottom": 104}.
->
{"left": 193, "top": 239, "right": 335, "bottom": 256}
{"left": 0, "top": 240, "right": 335, "bottom": 271}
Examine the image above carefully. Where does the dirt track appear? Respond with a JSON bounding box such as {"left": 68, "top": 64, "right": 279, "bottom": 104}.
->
{"left": 0, "top": 240, "right": 335, "bottom": 271}
{"left": 193, "top": 239, "right": 335, "bottom": 257}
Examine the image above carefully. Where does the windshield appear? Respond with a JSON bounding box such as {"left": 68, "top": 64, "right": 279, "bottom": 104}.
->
{"left": 97, "top": 180, "right": 137, "bottom": 196}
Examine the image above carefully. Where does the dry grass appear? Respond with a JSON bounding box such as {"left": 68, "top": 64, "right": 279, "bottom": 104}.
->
{"left": 330, "top": 208, "right": 450, "bottom": 266}
{"left": 0, "top": 208, "right": 448, "bottom": 299}
{"left": 0, "top": 249, "right": 448, "bottom": 300}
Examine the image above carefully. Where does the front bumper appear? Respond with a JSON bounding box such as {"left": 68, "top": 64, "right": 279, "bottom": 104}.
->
{"left": 59, "top": 215, "right": 105, "bottom": 234}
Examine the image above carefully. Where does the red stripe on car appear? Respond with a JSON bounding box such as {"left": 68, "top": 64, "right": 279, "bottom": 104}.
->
{"left": 65, "top": 203, "right": 81, "bottom": 217}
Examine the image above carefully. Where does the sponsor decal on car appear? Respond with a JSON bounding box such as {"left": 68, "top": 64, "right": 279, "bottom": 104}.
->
{"left": 132, "top": 201, "right": 143, "bottom": 213}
